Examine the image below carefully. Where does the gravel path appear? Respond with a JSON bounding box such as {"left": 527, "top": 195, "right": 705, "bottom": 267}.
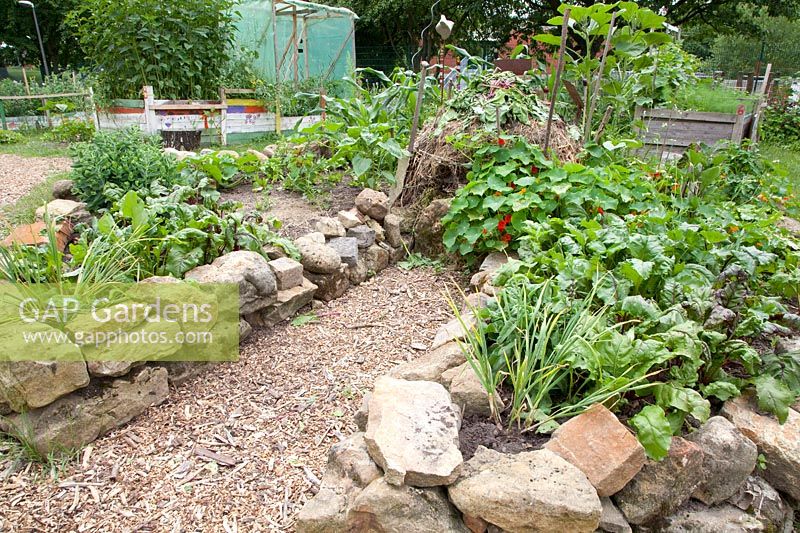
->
{"left": 0, "top": 154, "right": 71, "bottom": 207}
{"left": 0, "top": 267, "right": 465, "bottom": 532}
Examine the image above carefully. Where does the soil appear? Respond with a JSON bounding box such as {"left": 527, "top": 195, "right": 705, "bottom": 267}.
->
{"left": 459, "top": 415, "right": 549, "bottom": 460}
{"left": 221, "top": 179, "right": 362, "bottom": 240}
{"left": 0, "top": 267, "right": 469, "bottom": 532}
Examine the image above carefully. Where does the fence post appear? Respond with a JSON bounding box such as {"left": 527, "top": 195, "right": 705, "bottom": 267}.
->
{"left": 219, "top": 88, "right": 228, "bottom": 146}
{"left": 87, "top": 87, "right": 100, "bottom": 131}
{"left": 0, "top": 102, "right": 6, "bottom": 130}
{"left": 143, "top": 85, "right": 157, "bottom": 134}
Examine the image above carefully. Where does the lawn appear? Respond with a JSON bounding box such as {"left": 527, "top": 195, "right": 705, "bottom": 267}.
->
{"left": 0, "top": 131, "right": 72, "bottom": 158}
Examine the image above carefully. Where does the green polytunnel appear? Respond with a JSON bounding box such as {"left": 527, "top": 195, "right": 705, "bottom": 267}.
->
{"left": 234, "top": 0, "right": 358, "bottom": 83}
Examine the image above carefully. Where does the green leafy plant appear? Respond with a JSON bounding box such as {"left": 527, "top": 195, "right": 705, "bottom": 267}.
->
{"left": 397, "top": 253, "right": 444, "bottom": 273}
{"left": 291, "top": 313, "right": 318, "bottom": 327}
{"left": 70, "top": 128, "right": 180, "bottom": 211}
{"left": 67, "top": 0, "right": 236, "bottom": 100}
{"left": 0, "top": 130, "right": 24, "bottom": 144}
{"left": 45, "top": 119, "right": 95, "bottom": 143}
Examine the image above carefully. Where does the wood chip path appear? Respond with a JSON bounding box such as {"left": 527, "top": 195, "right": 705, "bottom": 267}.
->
{"left": 0, "top": 154, "right": 71, "bottom": 207}
{"left": 0, "top": 267, "right": 464, "bottom": 532}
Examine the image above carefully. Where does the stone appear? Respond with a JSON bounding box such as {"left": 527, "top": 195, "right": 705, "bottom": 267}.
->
{"left": 544, "top": 403, "right": 646, "bottom": 497}
{"left": 262, "top": 144, "right": 277, "bottom": 158}
{"left": 216, "top": 149, "right": 239, "bottom": 158}
{"left": 446, "top": 363, "right": 492, "bottom": 418}
{"left": 728, "top": 476, "right": 794, "bottom": 533}
{"left": 246, "top": 148, "right": 268, "bottom": 161}
{"left": 52, "top": 179, "right": 76, "bottom": 200}
{"left": 337, "top": 209, "right": 363, "bottom": 229}
{"left": 431, "top": 314, "right": 477, "bottom": 350}
{"left": 35, "top": 199, "right": 91, "bottom": 225}
{"left": 185, "top": 251, "right": 277, "bottom": 315}
{"left": 296, "top": 432, "right": 382, "bottom": 533}
{"left": 721, "top": 394, "right": 800, "bottom": 501}
{"left": 389, "top": 342, "right": 466, "bottom": 384}
{"left": 364, "top": 244, "right": 389, "bottom": 273}
{"left": 462, "top": 292, "right": 494, "bottom": 314}
{"left": 658, "top": 501, "right": 768, "bottom": 532}
{"left": 463, "top": 514, "right": 490, "bottom": 533}
{"left": 247, "top": 279, "right": 317, "bottom": 327}
{"left": 2, "top": 220, "right": 73, "bottom": 251}
{"left": 163, "top": 147, "right": 196, "bottom": 160}
{"left": 327, "top": 237, "right": 359, "bottom": 268}
{"left": 346, "top": 257, "right": 369, "bottom": 285}
{"left": 479, "top": 252, "right": 510, "bottom": 273}
{"left": 388, "top": 243, "right": 406, "bottom": 263}
{"left": 346, "top": 225, "right": 376, "bottom": 249}
{"left": 364, "top": 376, "right": 462, "bottom": 487}
{"left": 383, "top": 213, "right": 402, "bottom": 247}
{"left": 305, "top": 266, "right": 350, "bottom": 302}
{"left": 777, "top": 216, "right": 800, "bottom": 237}
{"left": 268, "top": 257, "right": 304, "bottom": 290}
{"left": 0, "top": 359, "right": 89, "bottom": 412}
{"left": 296, "top": 232, "right": 326, "bottom": 246}
{"left": 686, "top": 416, "right": 758, "bottom": 504}
{"left": 613, "top": 437, "right": 705, "bottom": 525}
{"left": 315, "top": 217, "right": 346, "bottom": 238}
{"left": 599, "top": 497, "right": 632, "bottom": 533}
{"left": 296, "top": 240, "right": 342, "bottom": 275}
{"left": 87, "top": 361, "right": 136, "bottom": 378}
{"left": 159, "top": 361, "right": 211, "bottom": 386}
{"left": 365, "top": 218, "right": 385, "bottom": 243}
{"left": 240, "top": 317, "right": 253, "bottom": 341}
{"left": 470, "top": 270, "right": 490, "bottom": 290}
{"left": 413, "top": 198, "right": 451, "bottom": 257}
{"left": 775, "top": 336, "right": 800, "bottom": 354}
{"left": 354, "top": 188, "right": 389, "bottom": 221}
{"left": 347, "top": 477, "right": 467, "bottom": 532}
{"left": 354, "top": 394, "right": 370, "bottom": 432}
{"left": 448, "top": 447, "right": 602, "bottom": 533}
{"left": 2, "top": 367, "right": 168, "bottom": 456}
{"left": 263, "top": 244, "right": 287, "bottom": 260}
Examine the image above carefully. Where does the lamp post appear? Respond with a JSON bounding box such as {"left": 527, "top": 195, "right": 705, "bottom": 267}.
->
{"left": 17, "top": 1, "right": 49, "bottom": 78}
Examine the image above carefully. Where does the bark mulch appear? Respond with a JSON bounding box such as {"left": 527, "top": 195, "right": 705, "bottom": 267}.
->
{"left": 0, "top": 267, "right": 465, "bottom": 532}
{"left": 0, "top": 154, "right": 71, "bottom": 207}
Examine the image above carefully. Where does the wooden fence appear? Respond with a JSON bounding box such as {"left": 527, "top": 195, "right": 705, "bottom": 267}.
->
{"left": 0, "top": 90, "right": 99, "bottom": 131}
{"left": 634, "top": 107, "right": 753, "bottom": 156}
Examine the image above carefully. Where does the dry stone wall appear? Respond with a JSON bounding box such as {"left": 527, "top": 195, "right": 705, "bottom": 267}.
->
{"left": 298, "top": 253, "right": 799, "bottom": 533}
{"left": 0, "top": 189, "right": 410, "bottom": 456}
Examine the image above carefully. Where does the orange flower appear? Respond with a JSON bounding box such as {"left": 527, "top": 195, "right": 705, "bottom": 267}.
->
{"left": 519, "top": 188, "right": 527, "bottom": 194}
{"left": 501, "top": 233, "right": 512, "bottom": 243}
{"left": 728, "top": 225, "right": 739, "bottom": 233}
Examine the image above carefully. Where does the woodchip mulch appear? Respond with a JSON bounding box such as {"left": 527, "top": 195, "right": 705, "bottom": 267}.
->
{"left": 0, "top": 267, "right": 465, "bottom": 532}
{"left": 0, "top": 154, "right": 71, "bottom": 207}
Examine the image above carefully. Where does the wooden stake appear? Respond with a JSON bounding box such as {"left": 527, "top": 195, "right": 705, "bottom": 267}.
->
{"left": 585, "top": 12, "right": 616, "bottom": 142}
{"left": 544, "top": 8, "right": 570, "bottom": 154}
{"left": 21, "top": 65, "right": 31, "bottom": 96}
{"left": 408, "top": 61, "right": 429, "bottom": 153}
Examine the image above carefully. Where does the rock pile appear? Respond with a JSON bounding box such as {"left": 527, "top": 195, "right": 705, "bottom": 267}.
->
{"left": 299, "top": 252, "right": 800, "bottom": 533}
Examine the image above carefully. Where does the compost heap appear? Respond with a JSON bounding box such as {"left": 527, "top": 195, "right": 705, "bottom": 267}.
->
{"left": 400, "top": 70, "right": 581, "bottom": 205}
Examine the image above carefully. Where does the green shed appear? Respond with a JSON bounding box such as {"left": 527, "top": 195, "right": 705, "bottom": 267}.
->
{"left": 234, "top": 0, "right": 357, "bottom": 83}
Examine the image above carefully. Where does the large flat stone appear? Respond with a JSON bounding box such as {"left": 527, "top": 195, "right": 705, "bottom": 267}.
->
{"left": 445, "top": 362, "right": 493, "bottom": 418}
{"left": 364, "top": 376, "right": 462, "bottom": 487}
{"left": 658, "top": 501, "right": 768, "bottom": 532}
{"left": 296, "top": 432, "right": 382, "bottom": 533}
{"left": 721, "top": 394, "right": 800, "bottom": 501}
{"left": 185, "top": 251, "right": 277, "bottom": 315}
{"left": 0, "top": 359, "right": 89, "bottom": 412}
{"left": 448, "top": 446, "right": 602, "bottom": 532}
{"left": 388, "top": 341, "right": 466, "bottom": 384}
{"left": 354, "top": 188, "right": 389, "bottom": 221}
{"left": 2, "top": 367, "right": 168, "bottom": 456}
{"left": 544, "top": 403, "right": 646, "bottom": 497}
{"left": 614, "top": 437, "right": 705, "bottom": 525}
{"left": 347, "top": 477, "right": 467, "bottom": 532}
{"left": 686, "top": 416, "right": 757, "bottom": 504}
{"left": 431, "top": 314, "right": 477, "bottom": 350}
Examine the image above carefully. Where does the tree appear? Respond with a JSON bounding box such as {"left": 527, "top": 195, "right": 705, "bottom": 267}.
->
{"left": 0, "top": 0, "right": 81, "bottom": 71}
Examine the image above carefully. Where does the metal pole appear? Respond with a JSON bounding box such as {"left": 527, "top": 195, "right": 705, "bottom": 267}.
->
{"left": 30, "top": 4, "right": 49, "bottom": 77}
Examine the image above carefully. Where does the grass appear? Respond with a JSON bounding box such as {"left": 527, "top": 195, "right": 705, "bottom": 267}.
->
{"left": 0, "top": 131, "right": 72, "bottom": 158}
{"left": 761, "top": 144, "right": 800, "bottom": 192}
{"left": 669, "top": 80, "right": 759, "bottom": 114}
{"left": 0, "top": 171, "right": 67, "bottom": 238}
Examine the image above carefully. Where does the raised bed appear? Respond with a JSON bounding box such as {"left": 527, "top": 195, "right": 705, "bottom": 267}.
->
{"left": 634, "top": 106, "right": 753, "bottom": 157}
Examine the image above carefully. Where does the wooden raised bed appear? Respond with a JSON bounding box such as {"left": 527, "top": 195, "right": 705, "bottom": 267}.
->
{"left": 634, "top": 106, "right": 753, "bottom": 156}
